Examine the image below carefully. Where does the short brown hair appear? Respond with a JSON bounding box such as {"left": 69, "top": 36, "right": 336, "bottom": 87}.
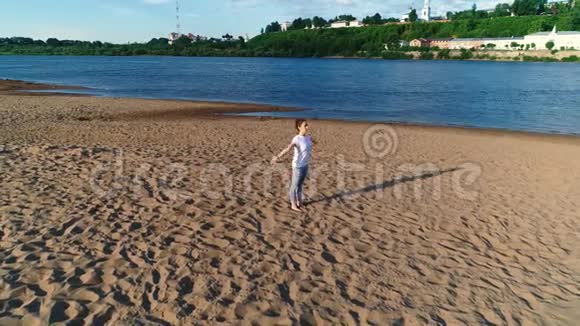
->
{"left": 295, "top": 119, "right": 307, "bottom": 132}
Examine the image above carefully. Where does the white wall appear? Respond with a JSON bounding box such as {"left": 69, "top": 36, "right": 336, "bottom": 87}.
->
{"left": 331, "top": 22, "right": 348, "bottom": 28}
{"left": 524, "top": 34, "right": 580, "bottom": 50}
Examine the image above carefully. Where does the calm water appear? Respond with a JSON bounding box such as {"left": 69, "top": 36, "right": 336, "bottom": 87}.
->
{"left": 1, "top": 56, "right": 580, "bottom": 135}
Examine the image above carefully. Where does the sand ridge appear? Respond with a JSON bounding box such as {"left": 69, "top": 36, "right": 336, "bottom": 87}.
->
{"left": 0, "top": 93, "right": 580, "bottom": 325}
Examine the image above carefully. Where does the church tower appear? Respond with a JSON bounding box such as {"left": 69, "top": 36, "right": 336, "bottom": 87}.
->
{"left": 421, "top": 0, "right": 431, "bottom": 22}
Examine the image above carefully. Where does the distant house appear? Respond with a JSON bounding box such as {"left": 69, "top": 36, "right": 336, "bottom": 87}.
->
{"left": 168, "top": 32, "right": 180, "bottom": 45}
{"left": 281, "top": 21, "right": 291, "bottom": 32}
{"left": 330, "top": 20, "right": 363, "bottom": 28}
{"left": 410, "top": 38, "right": 430, "bottom": 47}
{"left": 349, "top": 20, "right": 364, "bottom": 27}
{"left": 331, "top": 21, "right": 349, "bottom": 28}
{"left": 481, "top": 8, "right": 497, "bottom": 14}
{"left": 168, "top": 32, "right": 206, "bottom": 45}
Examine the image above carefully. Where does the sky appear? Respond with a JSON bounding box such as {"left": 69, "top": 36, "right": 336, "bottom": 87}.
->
{"left": 0, "top": 0, "right": 507, "bottom": 43}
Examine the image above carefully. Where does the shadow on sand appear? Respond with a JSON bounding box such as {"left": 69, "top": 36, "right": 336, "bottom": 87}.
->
{"left": 305, "top": 167, "right": 461, "bottom": 205}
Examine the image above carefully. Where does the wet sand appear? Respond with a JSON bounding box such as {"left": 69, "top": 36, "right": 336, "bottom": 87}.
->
{"left": 0, "top": 80, "right": 579, "bottom": 325}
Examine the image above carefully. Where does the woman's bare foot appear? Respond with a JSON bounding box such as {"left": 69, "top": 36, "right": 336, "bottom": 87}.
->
{"left": 291, "top": 204, "right": 302, "bottom": 212}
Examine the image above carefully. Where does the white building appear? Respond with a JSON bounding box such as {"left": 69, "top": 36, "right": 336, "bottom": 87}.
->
{"left": 168, "top": 32, "right": 207, "bottom": 45}
{"left": 330, "top": 20, "right": 363, "bottom": 28}
{"left": 331, "top": 21, "right": 348, "bottom": 28}
{"left": 281, "top": 21, "right": 291, "bottom": 32}
{"left": 400, "top": 0, "right": 432, "bottom": 22}
{"left": 350, "top": 20, "right": 364, "bottom": 27}
{"left": 448, "top": 27, "right": 580, "bottom": 50}
{"left": 168, "top": 32, "right": 180, "bottom": 45}
{"left": 523, "top": 26, "right": 580, "bottom": 50}
{"left": 421, "top": 0, "right": 431, "bottom": 22}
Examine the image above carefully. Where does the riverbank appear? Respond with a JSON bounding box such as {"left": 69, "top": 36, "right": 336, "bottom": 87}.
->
{"left": 0, "top": 79, "right": 89, "bottom": 96}
{"left": 1, "top": 83, "right": 579, "bottom": 325}
{"left": 325, "top": 49, "right": 580, "bottom": 63}
{"left": 415, "top": 49, "right": 580, "bottom": 62}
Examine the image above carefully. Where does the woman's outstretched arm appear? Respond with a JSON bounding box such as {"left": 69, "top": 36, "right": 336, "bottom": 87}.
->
{"left": 271, "top": 142, "right": 295, "bottom": 164}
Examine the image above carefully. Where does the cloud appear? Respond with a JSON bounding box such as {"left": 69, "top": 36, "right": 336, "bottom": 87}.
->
{"left": 184, "top": 13, "right": 201, "bottom": 18}
{"left": 143, "top": 0, "right": 172, "bottom": 4}
{"left": 99, "top": 3, "right": 139, "bottom": 16}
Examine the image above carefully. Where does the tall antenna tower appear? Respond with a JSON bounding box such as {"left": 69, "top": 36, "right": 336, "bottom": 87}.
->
{"left": 176, "top": 0, "right": 181, "bottom": 35}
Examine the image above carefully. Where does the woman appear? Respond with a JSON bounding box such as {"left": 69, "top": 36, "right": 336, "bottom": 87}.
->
{"left": 271, "top": 119, "right": 313, "bottom": 212}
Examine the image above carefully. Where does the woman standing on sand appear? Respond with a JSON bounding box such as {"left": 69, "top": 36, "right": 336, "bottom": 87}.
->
{"left": 271, "top": 119, "right": 313, "bottom": 212}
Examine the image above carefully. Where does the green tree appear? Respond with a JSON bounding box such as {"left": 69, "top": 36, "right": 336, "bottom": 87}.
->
{"left": 538, "top": 0, "right": 547, "bottom": 14}
{"left": 459, "top": 48, "right": 474, "bottom": 59}
{"left": 512, "top": 0, "right": 547, "bottom": 16}
{"left": 572, "top": 7, "right": 580, "bottom": 29}
{"left": 46, "top": 38, "right": 60, "bottom": 46}
{"left": 265, "top": 21, "right": 281, "bottom": 33}
{"left": 334, "top": 14, "right": 356, "bottom": 22}
{"left": 420, "top": 51, "right": 434, "bottom": 60}
{"left": 438, "top": 49, "right": 451, "bottom": 59}
{"left": 312, "top": 16, "right": 327, "bottom": 27}
{"left": 173, "top": 35, "right": 192, "bottom": 47}
{"left": 363, "top": 13, "right": 384, "bottom": 25}
{"left": 466, "top": 18, "right": 477, "bottom": 31}
{"left": 546, "top": 41, "right": 555, "bottom": 49}
{"left": 291, "top": 18, "right": 306, "bottom": 30}
{"left": 493, "top": 3, "right": 513, "bottom": 17}
{"left": 383, "top": 31, "right": 400, "bottom": 50}
{"left": 409, "top": 9, "right": 418, "bottom": 22}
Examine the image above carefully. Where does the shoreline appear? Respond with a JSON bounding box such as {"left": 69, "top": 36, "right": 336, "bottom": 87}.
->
{"left": 1, "top": 78, "right": 579, "bottom": 139}
{"left": 2, "top": 52, "right": 578, "bottom": 63}
{"left": 0, "top": 78, "right": 90, "bottom": 96}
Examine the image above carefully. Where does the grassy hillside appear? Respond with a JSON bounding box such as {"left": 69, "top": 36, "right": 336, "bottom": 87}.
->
{"left": 247, "top": 14, "right": 578, "bottom": 57}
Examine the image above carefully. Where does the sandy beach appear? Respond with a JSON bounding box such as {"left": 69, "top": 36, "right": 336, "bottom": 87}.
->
{"left": 1, "top": 80, "right": 580, "bottom": 325}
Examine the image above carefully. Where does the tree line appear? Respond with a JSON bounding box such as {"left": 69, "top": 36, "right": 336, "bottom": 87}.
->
{"left": 447, "top": 0, "right": 576, "bottom": 20}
